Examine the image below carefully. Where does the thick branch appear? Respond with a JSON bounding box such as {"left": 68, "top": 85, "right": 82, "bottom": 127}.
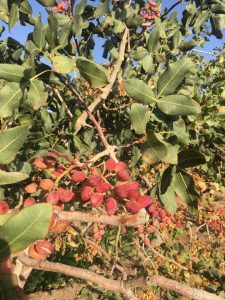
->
{"left": 18, "top": 254, "right": 137, "bottom": 300}
{"left": 58, "top": 209, "right": 149, "bottom": 226}
{"left": 18, "top": 254, "right": 223, "bottom": 300}
{"left": 75, "top": 28, "right": 129, "bottom": 134}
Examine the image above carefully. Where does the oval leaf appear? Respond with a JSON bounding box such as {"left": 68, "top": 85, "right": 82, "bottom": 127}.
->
{"left": 130, "top": 103, "right": 149, "bottom": 135}
{"left": 0, "top": 203, "right": 52, "bottom": 258}
{"left": 193, "top": 11, "right": 209, "bottom": 34}
{"left": 0, "top": 126, "right": 29, "bottom": 165}
{"left": 157, "top": 58, "right": 194, "bottom": 97}
{"left": 52, "top": 55, "right": 74, "bottom": 74}
{"left": 0, "top": 170, "right": 29, "bottom": 186}
{"left": 125, "top": 79, "right": 155, "bottom": 105}
{"left": 160, "top": 186, "right": 177, "bottom": 215}
{"left": 25, "top": 79, "right": 48, "bottom": 110}
{"left": 76, "top": 57, "right": 109, "bottom": 88}
{"left": 147, "top": 29, "right": 160, "bottom": 53}
{"left": 141, "top": 130, "right": 178, "bottom": 164}
{"left": 157, "top": 95, "right": 201, "bottom": 115}
{"left": 0, "top": 64, "right": 26, "bottom": 82}
{"left": 33, "top": 16, "right": 45, "bottom": 49}
{"left": 172, "top": 170, "right": 198, "bottom": 211}
{"left": 0, "top": 82, "right": 23, "bottom": 118}
{"left": 178, "top": 149, "right": 206, "bottom": 169}
{"left": 93, "top": 0, "right": 110, "bottom": 18}
{"left": 9, "top": 3, "right": 19, "bottom": 29}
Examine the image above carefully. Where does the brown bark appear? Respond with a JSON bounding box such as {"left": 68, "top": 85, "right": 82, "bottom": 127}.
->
{"left": 74, "top": 28, "right": 129, "bottom": 134}
{"left": 18, "top": 254, "right": 223, "bottom": 300}
{"left": 58, "top": 209, "right": 149, "bottom": 226}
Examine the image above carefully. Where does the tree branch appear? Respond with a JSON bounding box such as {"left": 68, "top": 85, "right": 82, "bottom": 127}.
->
{"left": 58, "top": 209, "right": 149, "bottom": 226}
{"left": 18, "top": 254, "right": 223, "bottom": 300}
{"left": 74, "top": 28, "right": 129, "bottom": 134}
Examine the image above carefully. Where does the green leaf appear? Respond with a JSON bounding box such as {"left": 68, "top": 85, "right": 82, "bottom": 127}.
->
{"left": 114, "top": 20, "right": 125, "bottom": 33}
{"left": 52, "top": 55, "right": 75, "bottom": 74}
{"left": 0, "top": 0, "right": 8, "bottom": 13}
{"left": 94, "top": 0, "right": 110, "bottom": 18}
{"left": 72, "top": 16, "right": 89, "bottom": 36}
{"left": 141, "top": 55, "right": 155, "bottom": 74}
{"left": 33, "top": 16, "right": 45, "bottom": 49}
{"left": 131, "top": 46, "right": 149, "bottom": 60}
{"left": 193, "top": 11, "right": 209, "bottom": 34}
{"left": 45, "top": 12, "right": 58, "bottom": 49}
{"left": 157, "top": 58, "right": 195, "bottom": 97}
{"left": 0, "top": 213, "right": 13, "bottom": 226}
{"left": 178, "top": 149, "right": 206, "bottom": 169}
{"left": 25, "top": 79, "right": 48, "bottom": 110}
{"left": 160, "top": 185, "right": 177, "bottom": 215}
{"left": 172, "top": 118, "right": 190, "bottom": 145}
{"left": 74, "top": 0, "right": 87, "bottom": 16}
{"left": 130, "top": 103, "right": 149, "bottom": 135}
{"left": 40, "top": 110, "right": 52, "bottom": 133}
{"left": 73, "top": 136, "right": 89, "bottom": 154}
{"left": 36, "top": 0, "right": 56, "bottom": 6}
{"left": 0, "top": 126, "right": 29, "bottom": 165}
{"left": 141, "top": 130, "right": 178, "bottom": 164}
{"left": 0, "top": 64, "right": 27, "bottom": 82}
{"left": 211, "top": 3, "right": 225, "bottom": 14}
{"left": 58, "top": 20, "right": 73, "bottom": 49}
{"left": 155, "top": 17, "right": 166, "bottom": 39}
{"left": 147, "top": 29, "right": 160, "bottom": 53}
{"left": 157, "top": 95, "right": 201, "bottom": 116}
{"left": 126, "top": 15, "right": 143, "bottom": 28}
{"left": 210, "top": 13, "right": 224, "bottom": 39}
{"left": 76, "top": 57, "right": 109, "bottom": 88}
{"left": 172, "top": 169, "right": 198, "bottom": 209}
{"left": 0, "top": 170, "right": 29, "bottom": 186}
{"left": 0, "top": 82, "right": 23, "bottom": 118}
{"left": 124, "top": 79, "right": 155, "bottom": 105}
{"left": 173, "top": 31, "right": 183, "bottom": 49}
{"left": 19, "top": 0, "right": 32, "bottom": 14}
{"left": 178, "top": 40, "right": 199, "bottom": 52}
{"left": 130, "top": 146, "right": 141, "bottom": 167}
{"left": 0, "top": 203, "right": 52, "bottom": 258}
{"left": 160, "top": 166, "right": 175, "bottom": 194}
{"left": 9, "top": 3, "right": 19, "bottom": 29}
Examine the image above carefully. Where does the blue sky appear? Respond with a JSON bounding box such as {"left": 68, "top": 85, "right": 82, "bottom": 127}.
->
{"left": 0, "top": 0, "right": 224, "bottom": 62}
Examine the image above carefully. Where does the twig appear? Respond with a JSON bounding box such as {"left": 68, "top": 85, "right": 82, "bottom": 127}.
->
{"left": 89, "top": 147, "right": 119, "bottom": 163}
{"left": 54, "top": 165, "right": 76, "bottom": 187}
{"left": 60, "top": 80, "right": 118, "bottom": 162}
{"left": 49, "top": 148, "right": 84, "bottom": 168}
{"left": 53, "top": 89, "right": 73, "bottom": 119}
{"left": 75, "top": 28, "right": 129, "bottom": 134}
{"left": 140, "top": 243, "right": 158, "bottom": 274}
{"left": 146, "top": 243, "right": 189, "bottom": 271}
{"left": 160, "top": 0, "right": 182, "bottom": 19}
{"left": 110, "top": 226, "right": 121, "bottom": 276}
{"left": 18, "top": 253, "right": 224, "bottom": 300}
{"left": 85, "top": 237, "right": 128, "bottom": 280}
{"left": 192, "top": 49, "right": 216, "bottom": 56}
{"left": 58, "top": 209, "right": 149, "bottom": 226}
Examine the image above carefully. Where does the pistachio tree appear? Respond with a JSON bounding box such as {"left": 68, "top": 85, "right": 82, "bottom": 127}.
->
{"left": 0, "top": 0, "right": 224, "bottom": 299}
